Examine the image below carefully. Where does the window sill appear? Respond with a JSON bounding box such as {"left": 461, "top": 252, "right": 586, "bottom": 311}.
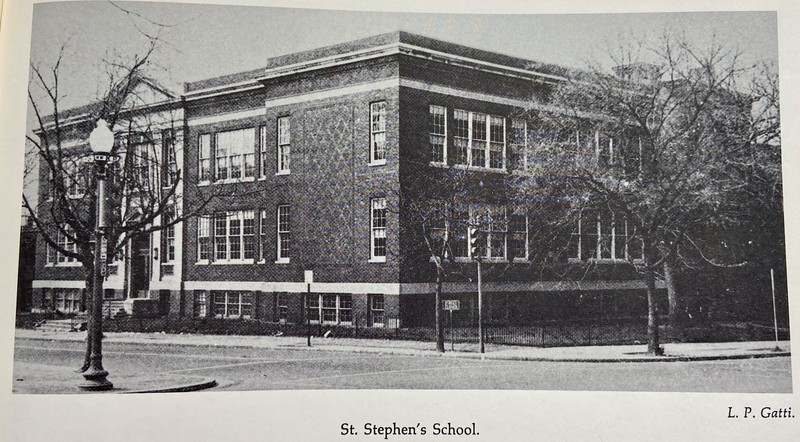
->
{"left": 368, "top": 257, "right": 387, "bottom": 263}
{"left": 50, "top": 262, "right": 83, "bottom": 267}
{"left": 211, "top": 259, "right": 256, "bottom": 265}
{"left": 369, "top": 160, "right": 387, "bottom": 167}
{"left": 195, "top": 260, "right": 211, "bottom": 265}
{"left": 568, "top": 258, "right": 643, "bottom": 264}
{"left": 197, "top": 180, "right": 211, "bottom": 187}
{"left": 452, "top": 257, "right": 508, "bottom": 263}
{"left": 451, "top": 164, "right": 507, "bottom": 173}
{"left": 275, "top": 170, "right": 291, "bottom": 176}
{"left": 213, "top": 177, "right": 256, "bottom": 185}
{"left": 275, "top": 258, "right": 290, "bottom": 264}
{"left": 429, "top": 161, "right": 448, "bottom": 168}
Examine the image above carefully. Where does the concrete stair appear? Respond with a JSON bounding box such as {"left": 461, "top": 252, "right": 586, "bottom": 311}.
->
{"left": 36, "top": 317, "right": 87, "bottom": 332}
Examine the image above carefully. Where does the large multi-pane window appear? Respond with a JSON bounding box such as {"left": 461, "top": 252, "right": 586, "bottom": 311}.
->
{"left": 571, "top": 211, "right": 640, "bottom": 261}
{"left": 214, "top": 210, "right": 256, "bottom": 262}
{"left": 277, "top": 117, "right": 290, "bottom": 174}
{"left": 307, "top": 294, "right": 352, "bottom": 325}
{"left": 370, "top": 101, "right": 387, "bottom": 164}
{"left": 54, "top": 289, "right": 80, "bottom": 313}
{"left": 276, "top": 205, "right": 290, "bottom": 262}
{"left": 429, "top": 105, "right": 447, "bottom": 164}
{"left": 62, "top": 159, "right": 88, "bottom": 198}
{"left": 370, "top": 198, "right": 387, "bottom": 260}
{"left": 50, "top": 226, "right": 79, "bottom": 265}
{"left": 213, "top": 291, "right": 253, "bottom": 319}
{"left": 198, "top": 134, "right": 212, "bottom": 182}
{"left": 471, "top": 206, "right": 507, "bottom": 260}
{"left": 452, "top": 109, "right": 506, "bottom": 170}
{"left": 215, "top": 128, "right": 256, "bottom": 180}
{"left": 131, "top": 142, "right": 153, "bottom": 190}
{"left": 162, "top": 210, "right": 176, "bottom": 276}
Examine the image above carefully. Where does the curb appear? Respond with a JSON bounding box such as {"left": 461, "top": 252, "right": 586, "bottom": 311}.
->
{"left": 121, "top": 378, "right": 218, "bottom": 394}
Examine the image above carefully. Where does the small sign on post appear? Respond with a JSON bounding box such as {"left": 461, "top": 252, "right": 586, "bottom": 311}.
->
{"left": 443, "top": 300, "right": 460, "bottom": 351}
{"left": 443, "top": 299, "right": 460, "bottom": 311}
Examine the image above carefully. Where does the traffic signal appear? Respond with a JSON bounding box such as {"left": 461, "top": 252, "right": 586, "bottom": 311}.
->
{"left": 469, "top": 226, "right": 482, "bottom": 259}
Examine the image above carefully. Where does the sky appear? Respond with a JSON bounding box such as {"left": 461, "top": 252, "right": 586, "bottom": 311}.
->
{"left": 28, "top": 2, "right": 779, "bottom": 112}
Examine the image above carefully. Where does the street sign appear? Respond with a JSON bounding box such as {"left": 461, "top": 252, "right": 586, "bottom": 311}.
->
{"left": 443, "top": 299, "right": 460, "bottom": 311}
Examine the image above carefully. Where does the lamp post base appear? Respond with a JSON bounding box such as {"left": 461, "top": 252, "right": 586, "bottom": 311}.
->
{"left": 79, "top": 368, "right": 113, "bottom": 391}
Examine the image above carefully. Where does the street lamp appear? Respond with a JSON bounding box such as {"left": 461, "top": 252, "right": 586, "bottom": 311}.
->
{"left": 79, "top": 119, "right": 114, "bottom": 391}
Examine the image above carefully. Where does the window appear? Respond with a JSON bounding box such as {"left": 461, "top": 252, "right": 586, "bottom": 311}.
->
{"left": 131, "top": 141, "right": 153, "bottom": 190}
{"left": 572, "top": 211, "right": 639, "bottom": 261}
{"left": 160, "top": 210, "right": 176, "bottom": 276}
{"left": 194, "top": 291, "right": 208, "bottom": 318}
{"left": 54, "top": 289, "right": 80, "bottom": 313}
{"left": 51, "top": 226, "right": 79, "bottom": 265}
{"left": 213, "top": 211, "right": 256, "bottom": 262}
{"left": 429, "top": 105, "right": 447, "bottom": 164}
{"left": 370, "top": 198, "right": 387, "bottom": 261}
{"left": 215, "top": 128, "right": 256, "bottom": 181}
{"left": 276, "top": 293, "right": 288, "bottom": 323}
{"left": 510, "top": 119, "right": 527, "bottom": 171}
{"left": 370, "top": 102, "right": 387, "bottom": 164}
{"left": 259, "top": 126, "right": 268, "bottom": 178}
{"left": 259, "top": 210, "right": 268, "bottom": 261}
{"left": 453, "top": 110, "right": 506, "bottom": 170}
{"left": 277, "top": 117, "right": 290, "bottom": 174}
{"left": 306, "top": 294, "right": 320, "bottom": 323}
{"left": 471, "top": 206, "right": 507, "bottom": 260}
{"left": 213, "top": 291, "right": 253, "bottom": 319}
{"left": 369, "top": 294, "right": 385, "bottom": 327}
{"left": 197, "top": 216, "right": 212, "bottom": 262}
{"left": 509, "top": 211, "right": 528, "bottom": 260}
{"left": 598, "top": 132, "right": 614, "bottom": 166}
{"left": 198, "top": 134, "right": 211, "bottom": 182}
{"left": 62, "top": 159, "right": 87, "bottom": 198}
{"left": 307, "top": 294, "right": 353, "bottom": 325}
{"left": 162, "top": 129, "right": 178, "bottom": 187}
{"left": 276, "top": 205, "right": 290, "bottom": 262}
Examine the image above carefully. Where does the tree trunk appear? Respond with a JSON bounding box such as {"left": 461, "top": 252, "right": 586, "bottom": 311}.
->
{"left": 645, "top": 269, "right": 663, "bottom": 356}
{"left": 664, "top": 257, "right": 684, "bottom": 328}
{"left": 435, "top": 268, "right": 445, "bottom": 353}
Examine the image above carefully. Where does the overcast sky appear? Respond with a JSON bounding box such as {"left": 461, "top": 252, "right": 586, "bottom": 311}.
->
{"left": 28, "top": 2, "right": 778, "bottom": 112}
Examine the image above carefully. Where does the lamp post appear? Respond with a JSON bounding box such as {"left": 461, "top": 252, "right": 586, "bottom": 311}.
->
{"left": 79, "top": 119, "right": 114, "bottom": 391}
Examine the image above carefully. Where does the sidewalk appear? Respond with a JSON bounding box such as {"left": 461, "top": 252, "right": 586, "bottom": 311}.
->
{"left": 16, "top": 328, "right": 791, "bottom": 360}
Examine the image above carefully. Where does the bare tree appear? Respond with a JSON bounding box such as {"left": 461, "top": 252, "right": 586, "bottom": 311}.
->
{"left": 522, "top": 32, "right": 781, "bottom": 355}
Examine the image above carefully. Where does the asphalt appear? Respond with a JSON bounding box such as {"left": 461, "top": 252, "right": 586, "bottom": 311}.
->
{"left": 12, "top": 328, "right": 792, "bottom": 394}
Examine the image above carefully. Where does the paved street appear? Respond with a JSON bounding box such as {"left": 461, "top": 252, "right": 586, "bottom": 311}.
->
{"left": 13, "top": 337, "right": 792, "bottom": 393}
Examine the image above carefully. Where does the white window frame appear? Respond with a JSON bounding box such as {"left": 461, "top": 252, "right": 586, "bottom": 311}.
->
{"left": 571, "top": 211, "right": 639, "bottom": 262}
{"left": 259, "top": 126, "right": 268, "bottom": 178}
{"left": 215, "top": 128, "right": 256, "bottom": 182}
{"left": 213, "top": 291, "right": 253, "bottom": 319}
{"left": 276, "top": 204, "right": 290, "bottom": 263}
{"left": 370, "top": 197, "right": 387, "bottom": 262}
{"left": 197, "top": 215, "right": 212, "bottom": 263}
{"left": 509, "top": 211, "right": 529, "bottom": 261}
{"left": 468, "top": 205, "right": 507, "bottom": 262}
{"left": 453, "top": 109, "right": 506, "bottom": 171}
{"left": 277, "top": 117, "right": 291, "bottom": 175}
{"left": 212, "top": 210, "right": 256, "bottom": 264}
{"left": 370, "top": 101, "right": 387, "bottom": 165}
{"left": 429, "top": 105, "right": 447, "bottom": 165}
{"left": 50, "top": 226, "right": 80, "bottom": 267}
{"left": 198, "top": 134, "right": 212, "bottom": 183}
{"left": 370, "top": 294, "right": 385, "bottom": 327}
{"left": 306, "top": 294, "right": 353, "bottom": 325}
